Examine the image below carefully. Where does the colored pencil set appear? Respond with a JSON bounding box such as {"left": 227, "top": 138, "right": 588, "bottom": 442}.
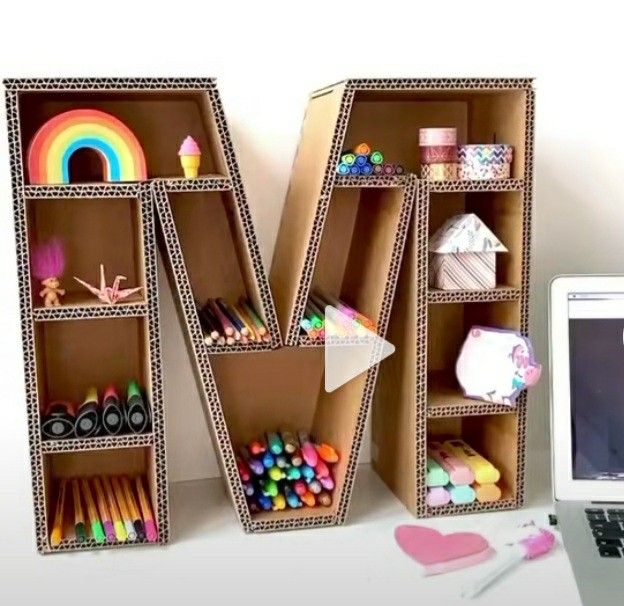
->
{"left": 300, "top": 291, "right": 376, "bottom": 340}
{"left": 196, "top": 297, "right": 270, "bottom": 346}
{"left": 426, "top": 439, "right": 502, "bottom": 507}
{"left": 49, "top": 475, "right": 158, "bottom": 547}
{"left": 336, "top": 142, "right": 405, "bottom": 176}
{"left": 237, "top": 430, "right": 340, "bottom": 513}
{"left": 41, "top": 380, "right": 150, "bottom": 441}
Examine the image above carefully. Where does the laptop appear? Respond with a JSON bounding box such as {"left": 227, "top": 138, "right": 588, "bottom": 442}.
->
{"left": 550, "top": 275, "right": 624, "bottom": 605}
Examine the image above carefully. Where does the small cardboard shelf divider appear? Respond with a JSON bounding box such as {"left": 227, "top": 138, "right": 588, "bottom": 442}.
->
{"left": 271, "top": 78, "right": 534, "bottom": 520}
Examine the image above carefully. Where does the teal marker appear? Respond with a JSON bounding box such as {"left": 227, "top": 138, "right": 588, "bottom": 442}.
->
{"left": 284, "top": 485, "right": 302, "bottom": 509}
{"left": 285, "top": 466, "right": 301, "bottom": 480}
{"left": 266, "top": 432, "right": 283, "bottom": 455}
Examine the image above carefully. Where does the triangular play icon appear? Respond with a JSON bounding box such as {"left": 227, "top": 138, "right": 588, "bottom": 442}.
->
{"left": 324, "top": 305, "right": 395, "bottom": 392}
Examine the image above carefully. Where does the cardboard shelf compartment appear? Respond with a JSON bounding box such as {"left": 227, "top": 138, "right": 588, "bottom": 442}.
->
{"left": 424, "top": 414, "right": 519, "bottom": 517}
{"left": 345, "top": 88, "right": 527, "bottom": 180}
{"left": 33, "top": 297, "right": 148, "bottom": 322}
{"left": 428, "top": 190, "right": 525, "bottom": 289}
{"left": 42, "top": 446, "right": 158, "bottom": 552}
{"left": 34, "top": 317, "right": 152, "bottom": 426}
{"left": 427, "top": 179, "right": 524, "bottom": 193}
{"left": 303, "top": 185, "right": 411, "bottom": 345}
{"left": 427, "top": 286, "right": 521, "bottom": 304}
{"left": 26, "top": 195, "right": 147, "bottom": 311}
{"left": 17, "top": 90, "right": 229, "bottom": 183}
{"left": 210, "top": 347, "right": 371, "bottom": 529}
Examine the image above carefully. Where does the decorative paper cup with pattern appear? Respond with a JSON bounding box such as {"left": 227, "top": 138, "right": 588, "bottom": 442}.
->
{"left": 421, "top": 163, "right": 458, "bottom": 181}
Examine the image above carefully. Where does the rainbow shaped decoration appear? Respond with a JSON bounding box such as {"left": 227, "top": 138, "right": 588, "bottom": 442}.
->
{"left": 27, "top": 109, "right": 147, "bottom": 184}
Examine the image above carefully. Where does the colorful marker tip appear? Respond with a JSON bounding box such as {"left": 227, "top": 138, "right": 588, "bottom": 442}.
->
{"left": 92, "top": 521, "right": 106, "bottom": 544}
{"left": 268, "top": 466, "right": 285, "bottom": 481}
{"left": 301, "top": 442, "right": 319, "bottom": 467}
{"left": 134, "top": 520, "right": 145, "bottom": 541}
{"left": 301, "top": 464, "right": 315, "bottom": 480}
{"left": 145, "top": 520, "right": 158, "bottom": 543}
{"left": 75, "top": 522, "right": 87, "bottom": 543}
{"left": 104, "top": 521, "right": 116, "bottom": 542}
{"left": 315, "top": 443, "right": 339, "bottom": 463}
{"left": 262, "top": 452, "right": 275, "bottom": 469}
{"left": 114, "top": 521, "right": 128, "bottom": 542}
{"left": 315, "top": 459, "right": 330, "bottom": 478}
{"left": 301, "top": 491, "right": 316, "bottom": 507}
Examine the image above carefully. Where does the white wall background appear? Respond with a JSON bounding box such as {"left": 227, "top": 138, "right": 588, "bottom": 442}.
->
{"left": 2, "top": 1, "right": 624, "bottom": 499}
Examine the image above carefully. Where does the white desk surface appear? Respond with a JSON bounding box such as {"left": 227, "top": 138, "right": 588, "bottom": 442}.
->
{"left": 1, "top": 463, "right": 580, "bottom": 605}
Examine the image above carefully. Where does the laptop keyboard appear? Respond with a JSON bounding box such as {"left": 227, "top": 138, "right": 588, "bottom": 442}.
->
{"left": 586, "top": 508, "right": 624, "bottom": 557}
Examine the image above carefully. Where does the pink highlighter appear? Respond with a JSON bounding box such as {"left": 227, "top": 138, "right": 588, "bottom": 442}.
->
{"left": 428, "top": 442, "right": 474, "bottom": 486}
{"left": 462, "top": 524, "right": 556, "bottom": 598}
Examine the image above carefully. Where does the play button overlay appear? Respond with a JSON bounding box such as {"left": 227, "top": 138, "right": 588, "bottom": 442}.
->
{"left": 324, "top": 305, "right": 395, "bottom": 392}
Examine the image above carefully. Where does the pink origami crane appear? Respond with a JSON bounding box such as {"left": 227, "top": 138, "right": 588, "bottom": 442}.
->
{"left": 74, "top": 264, "right": 143, "bottom": 305}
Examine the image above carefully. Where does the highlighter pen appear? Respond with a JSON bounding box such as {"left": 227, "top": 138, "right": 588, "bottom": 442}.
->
{"left": 81, "top": 478, "right": 105, "bottom": 544}
{"left": 50, "top": 478, "right": 67, "bottom": 547}
{"left": 318, "top": 491, "right": 333, "bottom": 507}
{"left": 285, "top": 466, "right": 301, "bottom": 481}
{"left": 248, "top": 439, "right": 266, "bottom": 456}
{"left": 315, "top": 443, "right": 339, "bottom": 463}
{"left": 261, "top": 450, "right": 275, "bottom": 469}
{"left": 240, "top": 446, "right": 264, "bottom": 476}
{"left": 102, "top": 385, "right": 124, "bottom": 436}
{"left": 307, "top": 479, "right": 322, "bottom": 495}
{"left": 111, "top": 476, "right": 137, "bottom": 541}
{"left": 101, "top": 476, "right": 127, "bottom": 542}
{"left": 126, "top": 380, "right": 150, "bottom": 434}
{"left": 135, "top": 476, "right": 158, "bottom": 543}
{"left": 300, "top": 464, "right": 315, "bottom": 481}
{"left": 71, "top": 478, "right": 87, "bottom": 543}
{"left": 121, "top": 476, "right": 145, "bottom": 540}
{"left": 92, "top": 477, "right": 115, "bottom": 542}
{"left": 319, "top": 474, "right": 335, "bottom": 491}
{"left": 284, "top": 485, "right": 302, "bottom": 509}
{"left": 75, "top": 387, "right": 99, "bottom": 438}
{"left": 272, "top": 494, "right": 286, "bottom": 511}
{"left": 301, "top": 491, "right": 316, "bottom": 507}
{"left": 314, "top": 459, "right": 330, "bottom": 479}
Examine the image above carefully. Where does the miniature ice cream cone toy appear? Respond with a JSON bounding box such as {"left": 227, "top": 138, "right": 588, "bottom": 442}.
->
{"left": 178, "top": 135, "right": 201, "bottom": 178}
{"left": 31, "top": 238, "right": 66, "bottom": 307}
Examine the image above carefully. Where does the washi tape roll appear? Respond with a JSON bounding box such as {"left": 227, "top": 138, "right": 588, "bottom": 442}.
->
{"left": 420, "top": 145, "right": 458, "bottom": 164}
{"left": 458, "top": 144, "right": 513, "bottom": 165}
{"left": 458, "top": 162, "right": 510, "bottom": 180}
{"left": 421, "top": 163, "right": 458, "bottom": 181}
{"left": 419, "top": 127, "right": 457, "bottom": 146}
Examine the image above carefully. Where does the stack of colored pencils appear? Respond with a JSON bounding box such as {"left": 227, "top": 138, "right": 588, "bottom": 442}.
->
{"left": 336, "top": 142, "right": 405, "bottom": 176}
{"left": 300, "top": 291, "right": 376, "bottom": 341}
{"left": 49, "top": 475, "right": 158, "bottom": 547}
{"left": 196, "top": 297, "right": 270, "bottom": 346}
{"left": 237, "top": 430, "right": 340, "bottom": 513}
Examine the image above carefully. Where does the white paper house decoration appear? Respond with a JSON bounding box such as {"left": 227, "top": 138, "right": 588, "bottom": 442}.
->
{"left": 429, "top": 213, "right": 507, "bottom": 290}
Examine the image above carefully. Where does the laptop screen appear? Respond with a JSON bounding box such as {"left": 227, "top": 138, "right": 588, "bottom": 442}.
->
{"left": 568, "top": 292, "right": 624, "bottom": 480}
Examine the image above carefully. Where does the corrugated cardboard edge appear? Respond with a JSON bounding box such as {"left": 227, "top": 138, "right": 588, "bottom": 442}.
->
{"left": 3, "top": 78, "right": 194, "bottom": 553}
{"left": 274, "top": 78, "right": 534, "bottom": 520}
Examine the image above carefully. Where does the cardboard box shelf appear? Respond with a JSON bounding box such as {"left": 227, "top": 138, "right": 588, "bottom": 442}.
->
{"left": 26, "top": 195, "right": 146, "bottom": 310}
{"left": 42, "top": 446, "right": 159, "bottom": 552}
{"left": 368, "top": 78, "right": 534, "bottom": 520}
{"left": 423, "top": 414, "right": 520, "bottom": 517}
{"left": 210, "top": 347, "right": 375, "bottom": 530}
{"left": 5, "top": 78, "right": 170, "bottom": 554}
{"left": 17, "top": 89, "right": 228, "bottom": 182}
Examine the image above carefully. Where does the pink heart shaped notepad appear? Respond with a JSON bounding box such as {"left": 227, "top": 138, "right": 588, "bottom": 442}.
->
{"left": 395, "top": 525, "right": 494, "bottom": 576}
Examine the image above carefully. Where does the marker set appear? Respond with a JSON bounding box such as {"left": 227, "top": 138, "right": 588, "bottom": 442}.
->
{"left": 196, "top": 297, "right": 271, "bottom": 346}
{"left": 300, "top": 291, "right": 376, "bottom": 340}
{"left": 41, "top": 381, "right": 151, "bottom": 441}
{"left": 237, "top": 430, "right": 340, "bottom": 513}
{"left": 336, "top": 142, "right": 404, "bottom": 176}
{"left": 426, "top": 439, "right": 502, "bottom": 507}
{"left": 49, "top": 475, "right": 158, "bottom": 546}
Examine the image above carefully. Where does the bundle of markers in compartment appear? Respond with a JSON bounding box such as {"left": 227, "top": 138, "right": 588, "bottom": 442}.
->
{"left": 336, "top": 142, "right": 405, "bottom": 176}
{"left": 196, "top": 297, "right": 271, "bottom": 346}
{"left": 41, "top": 380, "right": 150, "bottom": 441}
{"left": 426, "top": 439, "right": 502, "bottom": 507}
{"left": 237, "top": 430, "right": 340, "bottom": 513}
{"left": 49, "top": 475, "right": 157, "bottom": 547}
{"left": 300, "top": 291, "right": 376, "bottom": 341}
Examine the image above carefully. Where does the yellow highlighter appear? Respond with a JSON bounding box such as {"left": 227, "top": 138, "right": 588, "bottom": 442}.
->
{"left": 442, "top": 439, "right": 501, "bottom": 484}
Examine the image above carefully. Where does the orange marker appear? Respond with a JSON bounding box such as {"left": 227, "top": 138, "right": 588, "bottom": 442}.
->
{"left": 300, "top": 491, "right": 316, "bottom": 507}
{"left": 101, "top": 476, "right": 127, "bottom": 542}
{"left": 50, "top": 478, "right": 67, "bottom": 547}
{"left": 315, "top": 443, "right": 339, "bottom": 463}
{"left": 92, "top": 477, "right": 115, "bottom": 542}
{"left": 135, "top": 476, "right": 158, "bottom": 542}
{"left": 353, "top": 142, "right": 371, "bottom": 156}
